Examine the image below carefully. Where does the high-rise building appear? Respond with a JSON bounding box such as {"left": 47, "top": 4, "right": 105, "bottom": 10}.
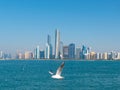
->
{"left": 111, "top": 51, "right": 116, "bottom": 60}
{"left": 68, "top": 43, "right": 75, "bottom": 59}
{"left": 76, "top": 47, "right": 81, "bottom": 59}
{"left": 0, "top": 51, "right": 3, "bottom": 59}
{"left": 90, "top": 52, "right": 97, "bottom": 60}
{"left": 40, "top": 50, "right": 45, "bottom": 59}
{"left": 63, "top": 46, "right": 69, "bottom": 59}
{"left": 99, "top": 53, "right": 103, "bottom": 60}
{"left": 34, "top": 45, "right": 40, "bottom": 59}
{"left": 55, "top": 29, "right": 60, "bottom": 59}
{"left": 60, "top": 41, "right": 63, "bottom": 59}
{"left": 117, "top": 52, "right": 120, "bottom": 60}
{"left": 81, "top": 45, "right": 89, "bottom": 60}
{"left": 45, "top": 35, "right": 52, "bottom": 59}
{"left": 96, "top": 53, "right": 100, "bottom": 60}
{"left": 47, "top": 35, "right": 51, "bottom": 45}
{"left": 45, "top": 43, "right": 52, "bottom": 59}
{"left": 103, "top": 52, "right": 108, "bottom": 60}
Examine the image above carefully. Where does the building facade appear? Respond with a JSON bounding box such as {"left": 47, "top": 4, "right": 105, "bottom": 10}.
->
{"left": 55, "top": 29, "right": 60, "bottom": 59}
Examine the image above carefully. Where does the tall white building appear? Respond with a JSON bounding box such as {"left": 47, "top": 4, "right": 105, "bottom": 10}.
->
{"left": 55, "top": 29, "right": 60, "bottom": 59}
{"left": 45, "top": 43, "right": 50, "bottom": 59}
{"left": 45, "top": 35, "right": 53, "bottom": 59}
{"left": 60, "top": 41, "right": 63, "bottom": 59}
{"left": 34, "top": 45, "right": 40, "bottom": 59}
{"left": 117, "top": 52, "right": 120, "bottom": 60}
{"left": 0, "top": 51, "right": 3, "bottom": 59}
{"left": 103, "top": 52, "right": 108, "bottom": 60}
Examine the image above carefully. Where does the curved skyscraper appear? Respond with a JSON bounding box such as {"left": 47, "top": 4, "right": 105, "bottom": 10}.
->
{"left": 45, "top": 35, "right": 53, "bottom": 59}
{"left": 55, "top": 29, "right": 60, "bottom": 59}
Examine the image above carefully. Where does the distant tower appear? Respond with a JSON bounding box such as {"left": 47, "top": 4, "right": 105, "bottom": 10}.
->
{"left": 47, "top": 35, "right": 51, "bottom": 45}
{"left": 55, "top": 29, "right": 60, "bottom": 59}
{"left": 68, "top": 43, "right": 75, "bottom": 59}
{"left": 34, "top": 45, "right": 40, "bottom": 59}
{"left": 76, "top": 47, "right": 81, "bottom": 59}
{"left": 63, "top": 46, "right": 69, "bottom": 59}
{"left": 81, "top": 45, "right": 89, "bottom": 60}
{"left": 60, "top": 41, "right": 63, "bottom": 59}
{"left": 45, "top": 35, "right": 52, "bottom": 59}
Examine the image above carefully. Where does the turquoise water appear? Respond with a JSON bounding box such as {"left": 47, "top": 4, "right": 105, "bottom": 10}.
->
{"left": 0, "top": 60, "right": 120, "bottom": 90}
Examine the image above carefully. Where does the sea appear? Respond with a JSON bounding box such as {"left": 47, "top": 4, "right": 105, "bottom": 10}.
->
{"left": 0, "top": 60, "right": 120, "bottom": 90}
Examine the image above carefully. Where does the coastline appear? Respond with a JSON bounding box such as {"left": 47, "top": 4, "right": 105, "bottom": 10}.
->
{"left": 0, "top": 59, "right": 120, "bottom": 61}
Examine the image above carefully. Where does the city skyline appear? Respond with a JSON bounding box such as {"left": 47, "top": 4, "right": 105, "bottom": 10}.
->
{"left": 0, "top": 0, "right": 120, "bottom": 54}
{"left": 0, "top": 30, "right": 120, "bottom": 60}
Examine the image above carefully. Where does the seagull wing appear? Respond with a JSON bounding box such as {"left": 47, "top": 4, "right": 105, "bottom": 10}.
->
{"left": 56, "top": 62, "right": 65, "bottom": 75}
{"left": 49, "top": 71, "right": 54, "bottom": 75}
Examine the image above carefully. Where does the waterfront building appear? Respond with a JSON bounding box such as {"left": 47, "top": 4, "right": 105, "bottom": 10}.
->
{"left": 34, "top": 45, "right": 40, "bottom": 59}
{"left": 55, "top": 29, "right": 60, "bottom": 59}
{"left": 60, "top": 41, "right": 63, "bottom": 59}
{"left": 63, "top": 46, "right": 69, "bottom": 59}
{"left": 76, "top": 47, "right": 81, "bottom": 59}
{"left": 45, "top": 43, "right": 51, "bottom": 59}
{"left": 81, "top": 45, "right": 89, "bottom": 60}
{"left": 117, "top": 52, "right": 120, "bottom": 60}
{"left": 0, "top": 51, "right": 3, "bottom": 59}
{"left": 40, "top": 50, "right": 45, "bottom": 59}
{"left": 90, "top": 52, "right": 97, "bottom": 60}
{"left": 96, "top": 53, "right": 100, "bottom": 60}
{"left": 99, "top": 53, "right": 103, "bottom": 60}
{"left": 103, "top": 52, "right": 108, "bottom": 60}
{"left": 18, "top": 53, "right": 24, "bottom": 59}
{"left": 24, "top": 51, "right": 33, "bottom": 59}
{"left": 45, "top": 35, "right": 53, "bottom": 59}
{"left": 111, "top": 51, "right": 116, "bottom": 60}
{"left": 68, "top": 43, "right": 75, "bottom": 59}
{"left": 107, "top": 53, "right": 112, "bottom": 60}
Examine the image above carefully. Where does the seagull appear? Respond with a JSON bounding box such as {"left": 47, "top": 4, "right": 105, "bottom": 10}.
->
{"left": 49, "top": 62, "right": 65, "bottom": 79}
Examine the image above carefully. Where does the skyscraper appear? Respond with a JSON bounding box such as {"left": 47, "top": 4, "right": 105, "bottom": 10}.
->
{"left": 63, "top": 46, "right": 69, "bottom": 59}
{"left": 40, "top": 50, "right": 45, "bottom": 59}
{"left": 0, "top": 51, "right": 3, "bottom": 59}
{"left": 34, "top": 45, "right": 40, "bottom": 59}
{"left": 103, "top": 52, "right": 108, "bottom": 60}
{"left": 90, "top": 52, "right": 97, "bottom": 60}
{"left": 76, "top": 47, "right": 81, "bottom": 59}
{"left": 60, "top": 41, "right": 63, "bottom": 59}
{"left": 47, "top": 35, "right": 51, "bottom": 45}
{"left": 45, "top": 35, "right": 52, "bottom": 59}
{"left": 81, "top": 45, "right": 89, "bottom": 60}
{"left": 45, "top": 43, "right": 50, "bottom": 59}
{"left": 68, "top": 43, "right": 75, "bottom": 59}
{"left": 55, "top": 29, "right": 60, "bottom": 59}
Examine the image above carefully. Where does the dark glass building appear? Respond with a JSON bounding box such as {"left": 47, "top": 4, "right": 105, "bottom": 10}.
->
{"left": 68, "top": 43, "right": 75, "bottom": 59}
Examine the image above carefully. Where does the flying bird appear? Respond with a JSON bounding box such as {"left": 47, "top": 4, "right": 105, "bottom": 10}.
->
{"left": 49, "top": 62, "right": 65, "bottom": 79}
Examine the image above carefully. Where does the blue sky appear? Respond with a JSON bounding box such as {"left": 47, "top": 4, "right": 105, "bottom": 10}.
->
{"left": 0, "top": 0, "right": 120, "bottom": 54}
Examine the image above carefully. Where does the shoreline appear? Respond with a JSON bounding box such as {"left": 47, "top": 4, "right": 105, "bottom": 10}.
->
{"left": 0, "top": 59, "right": 120, "bottom": 61}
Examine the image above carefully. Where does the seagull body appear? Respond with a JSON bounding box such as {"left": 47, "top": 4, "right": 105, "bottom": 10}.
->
{"left": 49, "top": 62, "right": 65, "bottom": 79}
{"left": 52, "top": 74, "right": 64, "bottom": 79}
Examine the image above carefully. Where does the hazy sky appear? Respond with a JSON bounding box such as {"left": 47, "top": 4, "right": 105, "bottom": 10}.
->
{"left": 0, "top": 0, "right": 120, "bottom": 53}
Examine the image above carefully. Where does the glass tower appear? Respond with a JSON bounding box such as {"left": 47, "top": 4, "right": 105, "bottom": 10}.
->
{"left": 68, "top": 43, "right": 75, "bottom": 59}
{"left": 45, "top": 35, "right": 52, "bottom": 59}
{"left": 55, "top": 29, "right": 60, "bottom": 59}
